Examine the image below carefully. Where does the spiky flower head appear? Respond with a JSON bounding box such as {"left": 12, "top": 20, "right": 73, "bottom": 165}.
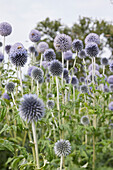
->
{"left": 85, "top": 42, "right": 99, "bottom": 57}
{"left": 37, "top": 42, "right": 49, "bottom": 53}
{"left": 72, "top": 39, "right": 83, "bottom": 52}
{"left": 78, "top": 49, "right": 86, "bottom": 59}
{"left": 54, "top": 139, "right": 71, "bottom": 157}
{"left": 0, "top": 22, "right": 12, "bottom": 36}
{"left": 64, "top": 50, "right": 72, "bottom": 60}
{"left": 79, "top": 76, "right": 85, "bottom": 83}
{"left": 5, "top": 45, "right": 11, "bottom": 54}
{"left": 88, "top": 63, "right": 99, "bottom": 71}
{"left": 63, "top": 68, "right": 69, "bottom": 80}
{"left": 2, "top": 92, "right": 10, "bottom": 100}
{"left": 28, "top": 46, "right": 35, "bottom": 53}
{"left": 49, "top": 60, "right": 63, "bottom": 77}
{"left": 80, "top": 85, "right": 88, "bottom": 93}
{"left": 6, "top": 82, "right": 15, "bottom": 93}
{"left": 101, "top": 57, "right": 109, "bottom": 66}
{"left": 9, "top": 43, "right": 28, "bottom": 67}
{"left": 107, "top": 75, "right": 113, "bottom": 84}
{"left": 47, "top": 93, "right": 54, "bottom": 98}
{"left": 43, "top": 48, "right": 56, "bottom": 62}
{"left": 19, "top": 94, "right": 45, "bottom": 122}
{"left": 109, "top": 102, "right": 113, "bottom": 111}
{"left": 81, "top": 116, "right": 89, "bottom": 125}
{"left": 47, "top": 100, "right": 55, "bottom": 109}
{"left": 0, "top": 42, "right": 2, "bottom": 47}
{"left": 71, "top": 76, "right": 78, "bottom": 86}
{"left": 27, "top": 66, "right": 37, "bottom": 76}
{"left": 0, "top": 52, "right": 4, "bottom": 62}
{"left": 54, "top": 34, "right": 72, "bottom": 52}
{"left": 85, "top": 33, "right": 100, "bottom": 45}
{"left": 109, "top": 63, "right": 113, "bottom": 72}
{"left": 31, "top": 67, "right": 44, "bottom": 81}
{"left": 29, "top": 29, "right": 41, "bottom": 42}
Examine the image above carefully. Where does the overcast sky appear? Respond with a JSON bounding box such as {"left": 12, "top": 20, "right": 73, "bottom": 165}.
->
{"left": 0, "top": 0, "right": 113, "bottom": 48}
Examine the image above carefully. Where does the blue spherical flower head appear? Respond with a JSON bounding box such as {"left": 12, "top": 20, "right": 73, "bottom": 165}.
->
{"left": 29, "top": 29, "right": 41, "bottom": 42}
{"left": 0, "top": 52, "right": 4, "bottom": 62}
{"left": 43, "top": 48, "right": 56, "bottom": 62}
{"left": 107, "top": 75, "right": 113, "bottom": 84}
{"left": 2, "top": 93, "right": 10, "bottom": 100}
{"left": 54, "top": 34, "right": 72, "bottom": 52}
{"left": 101, "top": 57, "right": 109, "bottom": 66}
{"left": 109, "top": 102, "right": 113, "bottom": 111}
{"left": 85, "top": 33, "right": 100, "bottom": 45}
{"left": 71, "top": 76, "right": 79, "bottom": 86}
{"left": 28, "top": 66, "right": 37, "bottom": 76}
{"left": 64, "top": 50, "right": 72, "bottom": 60}
{"left": 49, "top": 60, "right": 63, "bottom": 77}
{"left": 54, "top": 139, "right": 71, "bottom": 157}
{"left": 88, "top": 63, "right": 99, "bottom": 71}
{"left": 85, "top": 42, "right": 99, "bottom": 57}
{"left": 78, "top": 49, "right": 86, "bottom": 59}
{"left": 0, "top": 22, "right": 12, "bottom": 36}
{"left": 28, "top": 46, "right": 35, "bottom": 53}
{"left": 72, "top": 39, "right": 83, "bottom": 52}
{"left": 9, "top": 43, "right": 28, "bottom": 67}
{"left": 63, "top": 68, "right": 69, "bottom": 80}
{"left": 5, "top": 45, "right": 12, "bottom": 54}
{"left": 37, "top": 42, "right": 49, "bottom": 53}
{"left": 31, "top": 67, "right": 44, "bottom": 81}
{"left": 19, "top": 94, "right": 45, "bottom": 122}
{"left": 81, "top": 116, "right": 89, "bottom": 125}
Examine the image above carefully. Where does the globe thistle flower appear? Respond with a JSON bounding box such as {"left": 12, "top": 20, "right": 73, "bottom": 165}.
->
{"left": 0, "top": 42, "right": 2, "bottom": 47}
{"left": 37, "top": 42, "right": 49, "bottom": 53}
{"left": 71, "top": 76, "right": 78, "bottom": 86}
{"left": 63, "top": 68, "right": 69, "bottom": 80}
{"left": 2, "top": 92, "right": 10, "bottom": 100}
{"left": 78, "top": 49, "right": 86, "bottom": 59}
{"left": 64, "top": 50, "right": 72, "bottom": 60}
{"left": 89, "top": 70, "right": 100, "bottom": 76}
{"left": 29, "top": 29, "right": 41, "bottom": 42}
{"left": 43, "top": 48, "right": 56, "bottom": 62}
{"left": 72, "top": 39, "right": 83, "bottom": 52}
{"left": 109, "top": 63, "right": 113, "bottom": 72}
{"left": 47, "top": 93, "right": 54, "bottom": 98}
{"left": 66, "top": 76, "right": 71, "bottom": 84}
{"left": 85, "top": 33, "right": 100, "bottom": 45}
{"left": 80, "top": 85, "right": 88, "bottom": 93}
{"left": 31, "top": 67, "right": 44, "bottom": 81}
{"left": 28, "top": 46, "right": 35, "bottom": 53}
{"left": 5, "top": 45, "right": 11, "bottom": 54}
{"left": 54, "top": 139, "right": 71, "bottom": 157}
{"left": 109, "top": 102, "right": 113, "bottom": 111}
{"left": 85, "top": 42, "right": 99, "bottom": 57}
{"left": 81, "top": 116, "right": 89, "bottom": 125}
{"left": 0, "top": 52, "right": 4, "bottom": 62}
{"left": 0, "top": 22, "right": 12, "bottom": 36}
{"left": 35, "top": 50, "right": 39, "bottom": 57}
{"left": 54, "top": 34, "right": 72, "bottom": 52}
{"left": 108, "top": 75, "right": 113, "bottom": 84}
{"left": 47, "top": 100, "right": 55, "bottom": 109}
{"left": 79, "top": 76, "right": 85, "bottom": 83}
{"left": 110, "top": 84, "right": 113, "bottom": 92}
{"left": 9, "top": 43, "right": 28, "bottom": 67}
{"left": 49, "top": 60, "right": 63, "bottom": 77}
{"left": 88, "top": 63, "right": 99, "bottom": 71}
{"left": 101, "top": 57, "right": 109, "bottom": 66}
{"left": 27, "top": 66, "right": 37, "bottom": 76}
{"left": 19, "top": 94, "right": 45, "bottom": 122}
{"left": 5, "top": 82, "right": 15, "bottom": 93}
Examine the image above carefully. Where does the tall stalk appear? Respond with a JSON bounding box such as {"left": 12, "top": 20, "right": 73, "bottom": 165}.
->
{"left": 19, "top": 67, "right": 23, "bottom": 96}
{"left": 40, "top": 53, "right": 43, "bottom": 68}
{"left": 32, "top": 121, "right": 40, "bottom": 169}
{"left": 60, "top": 155, "right": 63, "bottom": 170}
{"left": 56, "top": 76, "right": 60, "bottom": 126}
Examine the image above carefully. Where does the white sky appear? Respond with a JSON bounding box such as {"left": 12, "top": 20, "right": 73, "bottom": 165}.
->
{"left": 0, "top": 0, "right": 113, "bottom": 48}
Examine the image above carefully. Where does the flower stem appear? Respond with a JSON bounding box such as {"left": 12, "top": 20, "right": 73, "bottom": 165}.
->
{"left": 19, "top": 67, "right": 23, "bottom": 96}
{"left": 56, "top": 76, "right": 60, "bottom": 126}
{"left": 37, "top": 81, "right": 39, "bottom": 96}
{"left": 60, "top": 155, "right": 63, "bottom": 170}
{"left": 32, "top": 121, "right": 40, "bottom": 169}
